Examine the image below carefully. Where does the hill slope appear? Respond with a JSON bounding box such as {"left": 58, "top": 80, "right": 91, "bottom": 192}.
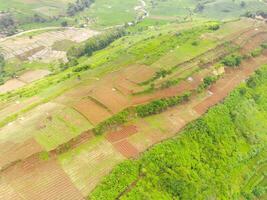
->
{"left": 90, "top": 64, "right": 267, "bottom": 200}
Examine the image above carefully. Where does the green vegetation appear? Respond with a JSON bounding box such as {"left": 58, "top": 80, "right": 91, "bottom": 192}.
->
{"left": 0, "top": 54, "right": 5, "bottom": 84}
{"left": 197, "top": 75, "right": 219, "bottom": 92}
{"left": 93, "top": 109, "right": 131, "bottom": 135}
{"left": 136, "top": 92, "right": 191, "bottom": 118}
{"left": 67, "top": 0, "right": 94, "bottom": 16}
{"left": 251, "top": 47, "right": 263, "bottom": 58}
{"left": 221, "top": 54, "right": 242, "bottom": 67}
{"left": 90, "top": 64, "right": 267, "bottom": 200}
{"left": 67, "top": 28, "right": 125, "bottom": 59}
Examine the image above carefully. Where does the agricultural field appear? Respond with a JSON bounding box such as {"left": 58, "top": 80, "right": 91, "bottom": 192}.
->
{"left": 0, "top": 0, "right": 267, "bottom": 199}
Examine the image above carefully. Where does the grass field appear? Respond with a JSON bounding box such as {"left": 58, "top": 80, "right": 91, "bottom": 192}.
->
{"left": 145, "top": 0, "right": 267, "bottom": 20}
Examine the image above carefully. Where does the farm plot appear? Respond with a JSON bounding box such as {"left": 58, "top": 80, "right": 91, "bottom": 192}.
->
{"left": 18, "top": 69, "right": 51, "bottom": 83}
{"left": 131, "top": 69, "right": 210, "bottom": 105}
{"left": 240, "top": 31, "right": 267, "bottom": 54}
{"left": 0, "top": 28, "right": 98, "bottom": 62}
{"left": 113, "top": 140, "right": 139, "bottom": 158}
{"left": 0, "top": 178, "right": 21, "bottom": 200}
{"left": 123, "top": 64, "right": 156, "bottom": 84}
{"left": 58, "top": 138, "right": 124, "bottom": 196}
{"left": 0, "top": 69, "right": 51, "bottom": 93}
{"left": 1, "top": 157, "right": 84, "bottom": 200}
{"left": 127, "top": 115, "right": 177, "bottom": 153}
{"left": 194, "top": 54, "right": 267, "bottom": 115}
{"left": 0, "top": 139, "right": 43, "bottom": 170}
{"left": 106, "top": 125, "right": 138, "bottom": 143}
{"left": 0, "top": 79, "right": 26, "bottom": 94}
{"left": 34, "top": 107, "right": 93, "bottom": 151}
{"left": 0, "top": 96, "right": 39, "bottom": 123}
{"left": 73, "top": 98, "right": 112, "bottom": 125}
{"left": 89, "top": 86, "right": 130, "bottom": 113}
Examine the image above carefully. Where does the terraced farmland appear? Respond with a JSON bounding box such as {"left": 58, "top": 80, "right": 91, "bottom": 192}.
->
{"left": 0, "top": 10, "right": 267, "bottom": 200}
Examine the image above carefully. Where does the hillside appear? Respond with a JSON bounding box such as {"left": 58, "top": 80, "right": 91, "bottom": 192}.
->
{"left": 0, "top": 1, "right": 267, "bottom": 200}
{"left": 90, "top": 63, "right": 267, "bottom": 200}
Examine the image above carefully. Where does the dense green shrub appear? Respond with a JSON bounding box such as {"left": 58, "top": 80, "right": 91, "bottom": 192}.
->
{"left": 136, "top": 92, "right": 191, "bottom": 118}
{"left": 221, "top": 54, "right": 242, "bottom": 67}
{"left": 250, "top": 47, "right": 263, "bottom": 57}
{"left": 67, "top": 28, "right": 125, "bottom": 59}
{"left": 93, "top": 110, "right": 131, "bottom": 135}
{"left": 72, "top": 64, "right": 91, "bottom": 72}
{"left": 90, "top": 160, "right": 139, "bottom": 200}
{"left": 198, "top": 75, "right": 218, "bottom": 92}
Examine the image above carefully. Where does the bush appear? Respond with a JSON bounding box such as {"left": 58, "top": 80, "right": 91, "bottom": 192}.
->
{"left": 93, "top": 110, "right": 131, "bottom": 135}
{"left": 208, "top": 24, "right": 220, "bottom": 31}
{"left": 221, "top": 54, "right": 242, "bottom": 67}
{"left": 72, "top": 64, "right": 91, "bottom": 72}
{"left": 136, "top": 92, "right": 191, "bottom": 118}
{"left": 67, "top": 28, "right": 126, "bottom": 60}
{"left": 250, "top": 47, "right": 263, "bottom": 57}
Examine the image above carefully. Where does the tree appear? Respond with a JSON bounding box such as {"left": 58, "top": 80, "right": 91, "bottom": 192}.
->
{"left": 240, "top": 1, "right": 246, "bottom": 8}
{"left": 61, "top": 21, "right": 68, "bottom": 27}
{"left": 0, "top": 53, "right": 5, "bottom": 72}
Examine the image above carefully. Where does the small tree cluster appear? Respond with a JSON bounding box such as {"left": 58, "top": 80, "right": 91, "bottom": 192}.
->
{"left": 136, "top": 92, "right": 191, "bottom": 118}
{"left": 67, "top": 0, "right": 95, "bottom": 16}
{"left": 67, "top": 28, "right": 125, "bottom": 59}
{"left": 221, "top": 54, "right": 242, "bottom": 67}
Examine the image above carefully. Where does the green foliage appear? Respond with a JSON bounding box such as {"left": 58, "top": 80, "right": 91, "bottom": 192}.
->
{"left": 261, "top": 43, "right": 267, "bottom": 49}
{"left": 72, "top": 64, "right": 91, "bottom": 73}
{"left": 67, "top": 0, "right": 94, "bottom": 16}
{"left": 90, "top": 65, "right": 267, "bottom": 200}
{"left": 208, "top": 23, "right": 220, "bottom": 31}
{"left": 136, "top": 92, "right": 191, "bottom": 118}
{"left": 0, "top": 54, "right": 5, "bottom": 77}
{"left": 93, "top": 109, "right": 131, "bottom": 135}
{"left": 221, "top": 54, "right": 242, "bottom": 67}
{"left": 90, "top": 160, "right": 139, "bottom": 200}
{"left": 198, "top": 75, "right": 218, "bottom": 92}
{"left": 250, "top": 47, "right": 263, "bottom": 57}
{"left": 67, "top": 28, "right": 125, "bottom": 59}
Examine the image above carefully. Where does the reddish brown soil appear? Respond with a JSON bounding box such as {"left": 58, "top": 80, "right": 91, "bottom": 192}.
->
{"left": 113, "top": 140, "right": 139, "bottom": 158}
{"left": 0, "top": 178, "right": 21, "bottom": 200}
{"left": 194, "top": 54, "right": 267, "bottom": 115}
{"left": 241, "top": 32, "right": 267, "bottom": 54}
{"left": 0, "top": 139, "right": 43, "bottom": 170}
{"left": 89, "top": 85, "right": 130, "bottom": 113}
{"left": 132, "top": 72, "right": 206, "bottom": 105}
{"left": 0, "top": 79, "right": 26, "bottom": 94}
{"left": 124, "top": 65, "right": 156, "bottom": 84}
{"left": 114, "top": 78, "right": 142, "bottom": 95}
{"left": 18, "top": 69, "right": 51, "bottom": 83}
{"left": 73, "top": 98, "right": 111, "bottom": 125}
{"left": 1, "top": 157, "right": 84, "bottom": 200}
{"left": 50, "top": 130, "right": 95, "bottom": 156}
{"left": 106, "top": 125, "right": 138, "bottom": 143}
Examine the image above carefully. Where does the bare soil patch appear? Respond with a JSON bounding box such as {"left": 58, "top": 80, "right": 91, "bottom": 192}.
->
{"left": 0, "top": 139, "right": 43, "bottom": 170}
{"left": 0, "top": 178, "right": 21, "bottom": 200}
{"left": 89, "top": 85, "right": 130, "bottom": 113}
{"left": 124, "top": 65, "right": 156, "bottom": 84}
{"left": 106, "top": 125, "right": 138, "bottom": 143}
{"left": 18, "top": 69, "right": 51, "bottom": 83}
{"left": 73, "top": 98, "right": 112, "bottom": 125}
{"left": 2, "top": 158, "right": 84, "bottom": 200}
{"left": 0, "top": 79, "right": 25, "bottom": 94}
{"left": 113, "top": 140, "right": 139, "bottom": 158}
